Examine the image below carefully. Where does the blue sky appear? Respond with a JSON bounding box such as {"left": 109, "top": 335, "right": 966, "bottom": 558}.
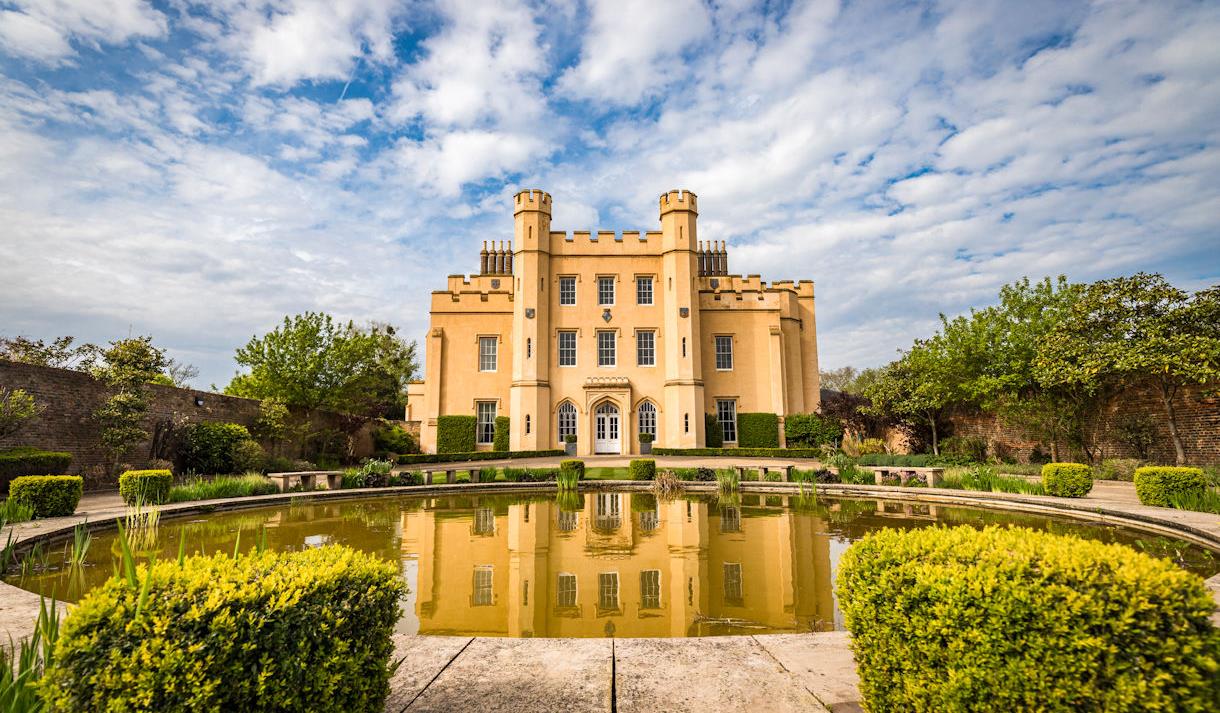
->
{"left": 1, "top": 0, "right": 1218, "bottom": 390}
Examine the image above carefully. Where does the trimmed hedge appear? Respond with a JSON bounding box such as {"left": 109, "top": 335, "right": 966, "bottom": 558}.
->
{"left": 629, "top": 459, "right": 656, "bottom": 481}
{"left": 502, "top": 467, "right": 558, "bottom": 482}
{"left": 9, "top": 475, "right": 82, "bottom": 518}
{"left": 1041, "top": 462, "right": 1093, "bottom": 498}
{"left": 40, "top": 545, "right": 404, "bottom": 711}
{"left": 492, "top": 416, "right": 510, "bottom": 451}
{"left": 1135, "top": 466, "right": 1208, "bottom": 507}
{"left": 669, "top": 467, "right": 716, "bottom": 481}
{"left": 837, "top": 525, "right": 1220, "bottom": 712}
{"left": 118, "top": 469, "right": 173, "bottom": 505}
{"left": 398, "top": 449, "right": 564, "bottom": 465}
{"left": 0, "top": 447, "right": 72, "bottom": 491}
{"left": 704, "top": 413, "right": 723, "bottom": 447}
{"left": 857, "top": 453, "right": 973, "bottom": 467}
{"left": 558, "top": 459, "right": 585, "bottom": 479}
{"left": 654, "top": 447, "right": 823, "bottom": 458}
{"left": 736, "top": 412, "right": 779, "bottom": 448}
{"left": 178, "top": 422, "right": 255, "bottom": 474}
{"left": 783, "top": 413, "right": 842, "bottom": 448}
{"left": 436, "top": 415, "right": 476, "bottom": 453}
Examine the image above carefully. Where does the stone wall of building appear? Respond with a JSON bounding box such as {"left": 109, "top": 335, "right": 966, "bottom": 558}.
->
{"left": 945, "top": 382, "right": 1220, "bottom": 465}
{"left": 0, "top": 360, "right": 376, "bottom": 489}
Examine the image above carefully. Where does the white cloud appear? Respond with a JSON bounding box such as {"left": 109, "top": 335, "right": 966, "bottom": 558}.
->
{"left": 0, "top": 0, "right": 166, "bottom": 64}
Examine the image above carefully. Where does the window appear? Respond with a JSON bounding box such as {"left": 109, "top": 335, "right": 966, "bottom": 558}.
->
{"left": 597, "top": 330, "right": 616, "bottom": 367}
{"left": 597, "top": 276, "right": 615, "bottom": 305}
{"left": 640, "top": 570, "right": 661, "bottom": 609}
{"left": 558, "top": 331, "right": 577, "bottom": 366}
{"left": 720, "top": 506, "right": 741, "bottom": 533}
{"left": 598, "top": 572, "right": 620, "bottom": 611}
{"left": 635, "top": 330, "right": 655, "bottom": 367}
{"left": 476, "top": 402, "right": 497, "bottom": 444}
{"left": 639, "top": 510, "right": 658, "bottom": 532}
{"left": 717, "top": 399, "right": 737, "bottom": 443}
{"left": 684, "top": 413, "right": 689, "bottom": 433}
{"left": 557, "top": 573, "right": 577, "bottom": 607}
{"left": 595, "top": 492, "right": 621, "bottom": 530}
{"left": 714, "top": 335, "right": 733, "bottom": 370}
{"left": 526, "top": 338, "right": 531, "bottom": 358}
{"left": 681, "top": 337, "right": 686, "bottom": 357}
{"left": 525, "top": 414, "right": 530, "bottom": 435}
{"left": 638, "top": 401, "right": 656, "bottom": 438}
{"left": 479, "top": 336, "right": 498, "bottom": 371}
{"left": 557, "top": 510, "right": 579, "bottom": 532}
{"left": 723, "top": 563, "right": 743, "bottom": 606}
{"left": 636, "top": 276, "right": 653, "bottom": 305}
{"left": 557, "top": 401, "right": 577, "bottom": 444}
{"left": 473, "top": 566, "right": 494, "bottom": 606}
{"left": 559, "top": 276, "right": 576, "bottom": 305}
{"left": 474, "top": 507, "right": 495, "bottom": 535}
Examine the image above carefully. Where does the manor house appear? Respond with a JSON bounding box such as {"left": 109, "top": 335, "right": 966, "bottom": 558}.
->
{"left": 407, "top": 189, "right": 819, "bottom": 455}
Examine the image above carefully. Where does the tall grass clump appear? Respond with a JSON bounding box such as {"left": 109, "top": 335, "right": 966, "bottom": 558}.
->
{"left": 941, "top": 465, "right": 1044, "bottom": 495}
{"left": 65, "top": 521, "right": 91, "bottom": 567}
{"left": 1166, "top": 487, "right": 1220, "bottom": 515}
{"left": 556, "top": 469, "right": 580, "bottom": 491}
{"left": 715, "top": 468, "right": 739, "bottom": 493}
{"left": 0, "top": 498, "right": 35, "bottom": 525}
{"left": 651, "top": 470, "right": 684, "bottom": 500}
{"left": 167, "top": 474, "right": 278, "bottom": 503}
{"left": 0, "top": 597, "right": 60, "bottom": 711}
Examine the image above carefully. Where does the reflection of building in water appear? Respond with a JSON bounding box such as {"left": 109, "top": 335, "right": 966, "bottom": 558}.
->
{"left": 401, "top": 494, "right": 835, "bottom": 637}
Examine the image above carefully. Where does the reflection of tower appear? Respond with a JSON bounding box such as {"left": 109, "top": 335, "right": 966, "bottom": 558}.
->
{"left": 507, "top": 500, "right": 549, "bottom": 637}
{"left": 664, "top": 498, "right": 708, "bottom": 637}
{"left": 790, "top": 509, "right": 835, "bottom": 630}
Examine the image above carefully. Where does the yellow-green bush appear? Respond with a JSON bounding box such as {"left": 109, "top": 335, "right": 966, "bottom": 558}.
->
{"left": 39, "top": 545, "right": 404, "bottom": 712}
{"left": 629, "top": 459, "right": 656, "bottom": 480}
{"left": 1135, "top": 466, "right": 1208, "bottom": 507}
{"left": 1041, "top": 462, "right": 1093, "bottom": 497}
{"left": 8, "top": 475, "right": 82, "bottom": 518}
{"left": 836, "top": 525, "right": 1220, "bottom": 712}
{"left": 118, "top": 469, "right": 172, "bottom": 505}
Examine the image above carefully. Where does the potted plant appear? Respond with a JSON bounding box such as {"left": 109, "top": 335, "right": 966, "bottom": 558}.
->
{"left": 639, "top": 432, "right": 654, "bottom": 455}
{"left": 564, "top": 434, "right": 577, "bottom": 456}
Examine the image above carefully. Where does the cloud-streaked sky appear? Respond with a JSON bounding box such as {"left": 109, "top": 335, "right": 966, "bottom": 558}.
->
{"left": 1, "top": 0, "right": 1218, "bottom": 389}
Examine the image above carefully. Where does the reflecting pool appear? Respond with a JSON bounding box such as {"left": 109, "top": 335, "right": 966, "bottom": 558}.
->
{"left": 8, "top": 491, "right": 1219, "bottom": 638}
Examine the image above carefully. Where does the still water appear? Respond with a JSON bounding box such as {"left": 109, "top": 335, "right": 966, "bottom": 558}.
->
{"left": 9, "top": 491, "right": 1219, "bottom": 638}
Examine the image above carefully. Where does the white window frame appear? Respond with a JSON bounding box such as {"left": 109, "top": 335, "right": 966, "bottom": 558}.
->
{"left": 640, "top": 570, "right": 661, "bottom": 609}
{"left": 559, "top": 276, "right": 576, "bottom": 306}
{"left": 557, "top": 573, "right": 578, "bottom": 607}
{"left": 636, "top": 276, "right": 654, "bottom": 306}
{"left": 558, "top": 330, "right": 577, "bottom": 367}
{"left": 473, "top": 565, "right": 494, "bottom": 606}
{"left": 634, "top": 332, "right": 653, "bottom": 368}
{"left": 597, "top": 276, "right": 615, "bottom": 306}
{"left": 638, "top": 401, "right": 656, "bottom": 438}
{"left": 723, "top": 563, "right": 743, "bottom": 605}
{"left": 478, "top": 336, "right": 498, "bottom": 372}
{"left": 557, "top": 401, "right": 577, "bottom": 444}
{"left": 598, "top": 571, "right": 620, "bottom": 611}
{"left": 714, "top": 335, "right": 733, "bottom": 371}
{"left": 476, "top": 401, "right": 497, "bottom": 445}
{"left": 717, "top": 399, "right": 737, "bottom": 443}
{"left": 597, "top": 330, "right": 616, "bottom": 367}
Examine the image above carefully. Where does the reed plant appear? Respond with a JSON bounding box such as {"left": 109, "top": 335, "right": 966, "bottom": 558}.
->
{"left": 0, "top": 498, "right": 34, "bottom": 525}
{"left": 167, "top": 474, "right": 278, "bottom": 503}
{"left": 122, "top": 496, "right": 161, "bottom": 551}
{"left": 555, "top": 468, "right": 580, "bottom": 491}
{"left": 0, "top": 597, "right": 60, "bottom": 711}
{"left": 941, "top": 465, "right": 1045, "bottom": 496}
{"left": 714, "top": 468, "right": 740, "bottom": 493}
{"left": 651, "top": 470, "right": 684, "bottom": 500}
{"left": 65, "top": 522, "right": 91, "bottom": 567}
{"left": 1167, "top": 487, "right": 1220, "bottom": 515}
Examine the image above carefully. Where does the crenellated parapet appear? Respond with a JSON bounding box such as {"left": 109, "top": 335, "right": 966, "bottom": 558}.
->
{"left": 659, "top": 189, "right": 698, "bottom": 216}
{"left": 514, "top": 189, "right": 551, "bottom": 216}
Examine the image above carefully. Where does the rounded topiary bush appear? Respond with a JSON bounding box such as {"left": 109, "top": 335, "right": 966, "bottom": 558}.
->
{"left": 836, "top": 525, "right": 1220, "bottom": 712}
{"left": 1041, "top": 462, "right": 1093, "bottom": 497}
{"left": 9, "top": 475, "right": 82, "bottom": 518}
{"left": 118, "top": 469, "right": 173, "bottom": 505}
{"left": 629, "top": 459, "right": 656, "bottom": 481}
{"left": 39, "top": 545, "right": 404, "bottom": 712}
{"left": 1134, "top": 466, "right": 1208, "bottom": 507}
{"left": 559, "top": 459, "right": 585, "bottom": 480}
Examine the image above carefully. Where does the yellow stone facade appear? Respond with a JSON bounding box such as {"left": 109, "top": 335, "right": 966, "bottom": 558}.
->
{"left": 410, "top": 189, "right": 820, "bottom": 455}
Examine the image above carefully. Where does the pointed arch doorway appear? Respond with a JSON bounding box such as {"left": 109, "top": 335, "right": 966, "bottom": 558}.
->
{"left": 594, "top": 401, "right": 621, "bottom": 454}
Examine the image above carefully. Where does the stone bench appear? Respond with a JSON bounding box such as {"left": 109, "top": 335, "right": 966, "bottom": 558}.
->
{"left": 410, "top": 468, "right": 486, "bottom": 484}
{"left": 866, "top": 466, "right": 944, "bottom": 487}
{"left": 267, "top": 471, "right": 343, "bottom": 492}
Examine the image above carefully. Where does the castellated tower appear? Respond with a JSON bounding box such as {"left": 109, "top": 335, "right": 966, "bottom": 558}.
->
{"left": 659, "top": 190, "right": 706, "bottom": 448}
{"left": 509, "top": 189, "right": 552, "bottom": 450}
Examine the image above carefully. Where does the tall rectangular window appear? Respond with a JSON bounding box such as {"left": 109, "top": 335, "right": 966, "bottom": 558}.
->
{"left": 723, "top": 563, "right": 743, "bottom": 606}
{"left": 479, "top": 336, "right": 498, "bottom": 372}
{"left": 640, "top": 570, "right": 661, "bottom": 609}
{"left": 558, "top": 331, "right": 577, "bottom": 366}
{"left": 714, "top": 335, "right": 733, "bottom": 370}
{"left": 473, "top": 566, "right": 494, "bottom": 606}
{"left": 559, "top": 276, "right": 576, "bottom": 305}
{"left": 636, "top": 330, "right": 655, "bottom": 366}
{"left": 636, "top": 276, "right": 653, "bottom": 305}
{"left": 474, "top": 507, "right": 495, "bottom": 535}
{"left": 598, "top": 572, "right": 619, "bottom": 611}
{"left": 717, "top": 399, "right": 737, "bottom": 443}
{"left": 557, "top": 573, "right": 577, "bottom": 607}
{"left": 597, "top": 330, "right": 616, "bottom": 367}
{"left": 598, "top": 276, "right": 615, "bottom": 305}
{"left": 557, "top": 510, "right": 579, "bottom": 532}
{"left": 476, "top": 401, "right": 497, "bottom": 444}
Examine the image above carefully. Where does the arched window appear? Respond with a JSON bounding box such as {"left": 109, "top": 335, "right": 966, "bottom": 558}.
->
{"left": 557, "top": 402, "right": 577, "bottom": 444}
{"left": 638, "top": 401, "right": 656, "bottom": 438}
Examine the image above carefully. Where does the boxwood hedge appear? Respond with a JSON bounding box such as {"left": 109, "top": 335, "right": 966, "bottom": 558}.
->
{"left": 1041, "top": 462, "right": 1093, "bottom": 497}
{"left": 0, "top": 448, "right": 72, "bottom": 491}
{"left": 837, "top": 525, "right": 1220, "bottom": 712}
{"left": 118, "top": 469, "right": 173, "bottom": 505}
{"left": 1134, "top": 466, "right": 1208, "bottom": 507}
{"left": 559, "top": 459, "right": 585, "bottom": 480}
{"left": 397, "top": 449, "right": 564, "bottom": 465}
{"left": 629, "top": 459, "right": 656, "bottom": 481}
{"left": 436, "top": 415, "right": 477, "bottom": 453}
{"left": 704, "top": 413, "right": 723, "bottom": 447}
{"left": 492, "top": 416, "right": 510, "bottom": 451}
{"left": 39, "top": 545, "right": 404, "bottom": 712}
{"left": 9, "top": 475, "right": 82, "bottom": 518}
{"left": 736, "top": 412, "right": 779, "bottom": 448}
{"left": 653, "top": 447, "right": 822, "bottom": 458}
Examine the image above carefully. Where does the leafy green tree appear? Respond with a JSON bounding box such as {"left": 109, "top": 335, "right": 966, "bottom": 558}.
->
{"left": 91, "top": 337, "right": 167, "bottom": 470}
{"left": 863, "top": 336, "right": 958, "bottom": 455}
{"left": 0, "top": 388, "right": 40, "bottom": 439}
{"left": 0, "top": 335, "right": 99, "bottom": 370}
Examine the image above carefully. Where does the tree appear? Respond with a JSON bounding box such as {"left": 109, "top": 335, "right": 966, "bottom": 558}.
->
{"left": 91, "top": 337, "right": 167, "bottom": 470}
{"left": 0, "top": 335, "right": 99, "bottom": 370}
{"left": 163, "top": 359, "right": 200, "bottom": 389}
{"left": 225, "top": 313, "right": 418, "bottom": 418}
{"left": 1037, "top": 274, "right": 1220, "bottom": 464}
{"left": 863, "top": 337, "right": 958, "bottom": 455}
{"left": 0, "top": 388, "right": 40, "bottom": 440}
{"left": 819, "top": 366, "right": 882, "bottom": 395}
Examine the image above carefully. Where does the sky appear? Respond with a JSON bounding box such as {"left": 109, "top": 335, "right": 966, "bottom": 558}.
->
{"left": 0, "top": 0, "right": 1218, "bottom": 390}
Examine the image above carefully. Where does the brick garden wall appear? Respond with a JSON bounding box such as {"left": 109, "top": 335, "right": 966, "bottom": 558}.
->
{"left": 945, "top": 382, "right": 1220, "bottom": 465}
{"left": 0, "top": 360, "right": 375, "bottom": 489}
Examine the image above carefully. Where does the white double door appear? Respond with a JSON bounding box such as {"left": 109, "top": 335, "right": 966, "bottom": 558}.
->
{"left": 594, "top": 402, "right": 620, "bottom": 454}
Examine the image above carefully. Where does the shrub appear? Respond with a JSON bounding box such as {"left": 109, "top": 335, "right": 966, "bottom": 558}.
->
{"left": 0, "top": 447, "right": 73, "bottom": 491}
{"left": 40, "top": 545, "right": 404, "bottom": 712}
{"left": 564, "top": 434, "right": 577, "bottom": 444}
{"left": 178, "top": 422, "right": 255, "bottom": 474}
{"left": 559, "top": 459, "right": 585, "bottom": 480}
{"left": 1134, "top": 466, "right": 1208, "bottom": 507}
{"left": 167, "top": 474, "right": 278, "bottom": 503}
{"left": 1041, "top": 462, "right": 1093, "bottom": 498}
{"left": 492, "top": 416, "right": 510, "bottom": 451}
{"left": 9, "top": 475, "right": 82, "bottom": 518}
{"left": 736, "top": 413, "right": 779, "bottom": 448}
{"left": 704, "top": 413, "right": 722, "bottom": 447}
{"left": 502, "top": 467, "right": 558, "bottom": 482}
{"left": 231, "top": 439, "right": 264, "bottom": 473}
{"left": 940, "top": 435, "right": 988, "bottom": 462}
{"left": 629, "top": 459, "right": 656, "bottom": 481}
{"left": 836, "top": 525, "right": 1220, "bottom": 712}
{"left": 1096, "top": 458, "right": 1142, "bottom": 482}
{"left": 118, "top": 469, "right": 172, "bottom": 505}
{"left": 371, "top": 424, "right": 417, "bottom": 456}
{"left": 397, "top": 449, "right": 564, "bottom": 465}
{"left": 783, "top": 413, "right": 842, "bottom": 448}
{"left": 638, "top": 432, "right": 653, "bottom": 444}
{"left": 856, "top": 437, "right": 886, "bottom": 456}
{"left": 436, "top": 415, "right": 476, "bottom": 453}
{"left": 390, "top": 471, "right": 425, "bottom": 487}
{"left": 652, "top": 447, "right": 824, "bottom": 458}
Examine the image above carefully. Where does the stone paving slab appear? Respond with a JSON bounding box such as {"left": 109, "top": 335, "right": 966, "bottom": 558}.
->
{"left": 753, "top": 632, "right": 862, "bottom": 712}
{"left": 614, "top": 636, "right": 828, "bottom": 713}
{"left": 404, "top": 637, "right": 612, "bottom": 712}
{"left": 385, "top": 634, "right": 473, "bottom": 712}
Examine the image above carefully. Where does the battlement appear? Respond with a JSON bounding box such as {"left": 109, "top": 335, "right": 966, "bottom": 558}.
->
{"left": 659, "top": 189, "right": 698, "bottom": 216}
{"left": 514, "top": 189, "right": 551, "bottom": 216}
